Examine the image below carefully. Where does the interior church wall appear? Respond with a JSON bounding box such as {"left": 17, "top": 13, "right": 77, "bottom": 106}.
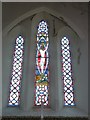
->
{"left": 2, "top": 3, "right": 88, "bottom": 117}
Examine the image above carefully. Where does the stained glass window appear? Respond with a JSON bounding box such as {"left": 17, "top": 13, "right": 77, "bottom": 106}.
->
{"left": 8, "top": 35, "right": 24, "bottom": 106}
{"left": 35, "top": 20, "right": 49, "bottom": 106}
{"left": 61, "top": 36, "right": 75, "bottom": 106}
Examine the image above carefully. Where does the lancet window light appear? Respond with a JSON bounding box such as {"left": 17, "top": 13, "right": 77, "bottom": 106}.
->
{"left": 8, "top": 35, "right": 24, "bottom": 106}
{"left": 35, "top": 20, "right": 49, "bottom": 106}
{"left": 61, "top": 36, "right": 75, "bottom": 106}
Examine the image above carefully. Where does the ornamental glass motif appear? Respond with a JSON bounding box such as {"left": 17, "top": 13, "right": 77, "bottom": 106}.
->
{"left": 8, "top": 35, "right": 24, "bottom": 106}
{"left": 61, "top": 37, "right": 75, "bottom": 106}
{"left": 35, "top": 20, "right": 49, "bottom": 106}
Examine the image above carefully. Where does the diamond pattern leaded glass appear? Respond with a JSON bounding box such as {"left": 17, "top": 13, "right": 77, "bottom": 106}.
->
{"left": 8, "top": 35, "right": 24, "bottom": 106}
{"left": 35, "top": 20, "right": 49, "bottom": 106}
{"left": 61, "top": 37, "right": 75, "bottom": 106}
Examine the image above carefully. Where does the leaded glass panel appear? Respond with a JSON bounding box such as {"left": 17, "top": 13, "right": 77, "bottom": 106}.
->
{"left": 61, "top": 36, "right": 75, "bottom": 106}
{"left": 35, "top": 20, "right": 49, "bottom": 106}
{"left": 8, "top": 35, "right": 24, "bottom": 106}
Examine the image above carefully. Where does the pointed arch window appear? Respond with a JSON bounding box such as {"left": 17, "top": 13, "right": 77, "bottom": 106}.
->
{"left": 8, "top": 35, "right": 24, "bottom": 106}
{"left": 61, "top": 36, "right": 75, "bottom": 106}
{"left": 35, "top": 20, "right": 49, "bottom": 106}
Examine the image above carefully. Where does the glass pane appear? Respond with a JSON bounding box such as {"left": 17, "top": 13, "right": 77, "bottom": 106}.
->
{"left": 35, "top": 20, "right": 49, "bottom": 106}
{"left": 61, "top": 37, "right": 75, "bottom": 106}
{"left": 8, "top": 35, "right": 24, "bottom": 106}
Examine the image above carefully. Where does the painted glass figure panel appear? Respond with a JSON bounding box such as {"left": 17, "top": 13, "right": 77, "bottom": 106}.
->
{"left": 35, "top": 20, "right": 49, "bottom": 106}
{"left": 8, "top": 35, "right": 24, "bottom": 106}
{"left": 61, "top": 37, "right": 75, "bottom": 106}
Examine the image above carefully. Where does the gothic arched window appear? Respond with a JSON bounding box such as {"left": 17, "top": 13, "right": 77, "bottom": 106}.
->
{"left": 35, "top": 20, "right": 49, "bottom": 106}
{"left": 61, "top": 36, "right": 75, "bottom": 106}
{"left": 8, "top": 35, "right": 24, "bottom": 106}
